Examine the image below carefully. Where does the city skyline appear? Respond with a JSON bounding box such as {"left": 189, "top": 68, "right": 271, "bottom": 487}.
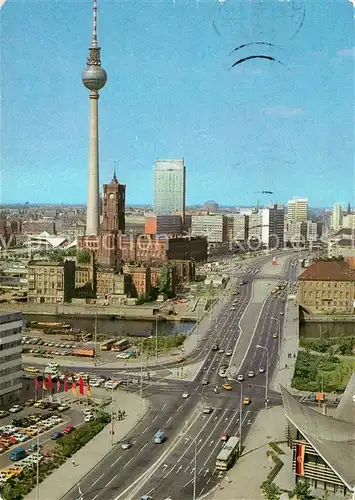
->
{"left": 1, "top": 0, "right": 354, "bottom": 206}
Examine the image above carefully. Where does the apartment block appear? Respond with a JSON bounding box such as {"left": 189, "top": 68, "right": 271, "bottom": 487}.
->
{"left": 27, "top": 260, "right": 76, "bottom": 304}
{"left": 191, "top": 215, "right": 227, "bottom": 243}
{"left": 0, "top": 313, "right": 23, "bottom": 406}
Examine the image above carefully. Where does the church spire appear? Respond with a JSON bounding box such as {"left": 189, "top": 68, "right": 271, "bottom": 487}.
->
{"left": 112, "top": 161, "right": 118, "bottom": 184}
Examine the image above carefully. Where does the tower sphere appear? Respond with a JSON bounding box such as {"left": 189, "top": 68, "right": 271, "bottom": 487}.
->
{"left": 82, "top": 66, "right": 107, "bottom": 91}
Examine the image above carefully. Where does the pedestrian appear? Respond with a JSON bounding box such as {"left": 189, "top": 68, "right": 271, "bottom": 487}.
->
{"left": 72, "top": 459, "right": 77, "bottom": 467}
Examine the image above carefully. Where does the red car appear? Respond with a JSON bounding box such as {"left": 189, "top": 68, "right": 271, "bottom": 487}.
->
{"left": 221, "top": 433, "right": 229, "bottom": 442}
{"left": 63, "top": 425, "right": 75, "bottom": 434}
{"left": 7, "top": 436, "right": 17, "bottom": 445}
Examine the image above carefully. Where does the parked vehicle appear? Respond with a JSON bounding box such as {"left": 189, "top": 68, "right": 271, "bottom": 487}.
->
{"left": 9, "top": 448, "right": 27, "bottom": 461}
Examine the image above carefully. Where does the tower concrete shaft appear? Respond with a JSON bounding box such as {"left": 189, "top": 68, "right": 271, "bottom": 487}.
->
{"left": 82, "top": 0, "right": 107, "bottom": 236}
{"left": 86, "top": 90, "right": 100, "bottom": 236}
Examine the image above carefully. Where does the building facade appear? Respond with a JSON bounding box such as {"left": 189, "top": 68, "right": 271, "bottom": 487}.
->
{"left": 287, "top": 198, "right": 308, "bottom": 223}
{"left": 0, "top": 313, "right": 23, "bottom": 406}
{"left": 102, "top": 172, "right": 126, "bottom": 234}
{"left": 226, "top": 214, "right": 247, "bottom": 242}
{"left": 144, "top": 215, "right": 182, "bottom": 235}
{"left": 27, "top": 260, "right": 76, "bottom": 304}
{"left": 153, "top": 159, "right": 186, "bottom": 219}
{"left": 191, "top": 215, "right": 227, "bottom": 243}
{"left": 298, "top": 260, "right": 355, "bottom": 313}
{"left": 330, "top": 203, "right": 343, "bottom": 231}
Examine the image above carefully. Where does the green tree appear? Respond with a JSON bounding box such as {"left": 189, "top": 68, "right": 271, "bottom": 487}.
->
{"left": 156, "top": 265, "right": 171, "bottom": 294}
{"left": 292, "top": 479, "right": 313, "bottom": 499}
{"left": 261, "top": 482, "right": 281, "bottom": 500}
{"left": 77, "top": 249, "right": 91, "bottom": 264}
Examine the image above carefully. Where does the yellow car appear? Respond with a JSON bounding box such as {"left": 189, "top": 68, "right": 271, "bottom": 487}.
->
{"left": 243, "top": 397, "right": 250, "bottom": 405}
{"left": 222, "top": 383, "right": 232, "bottom": 391}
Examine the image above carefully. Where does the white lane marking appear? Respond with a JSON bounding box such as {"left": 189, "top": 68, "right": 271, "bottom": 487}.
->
{"left": 161, "top": 403, "right": 167, "bottom": 411}
{"left": 167, "top": 416, "right": 172, "bottom": 423}
{"left": 177, "top": 405, "right": 183, "bottom": 411}
{"left": 105, "top": 475, "right": 117, "bottom": 488}
{"left": 199, "top": 468, "right": 203, "bottom": 474}
{"left": 200, "top": 488, "right": 205, "bottom": 496}
{"left": 146, "top": 487, "right": 155, "bottom": 495}
{"left": 184, "top": 465, "right": 189, "bottom": 473}
{"left": 91, "top": 473, "right": 104, "bottom": 486}
{"left": 177, "top": 465, "right": 183, "bottom": 473}
{"left": 123, "top": 457, "right": 134, "bottom": 468}
{"left": 151, "top": 414, "right": 159, "bottom": 423}
{"left": 209, "top": 440, "right": 214, "bottom": 447}
{"left": 110, "top": 456, "right": 121, "bottom": 468}
{"left": 204, "top": 469, "right": 209, "bottom": 476}
{"left": 207, "top": 478, "right": 211, "bottom": 484}
{"left": 190, "top": 468, "right": 194, "bottom": 475}
{"left": 92, "top": 495, "right": 99, "bottom": 500}
{"left": 142, "top": 427, "right": 148, "bottom": 434}
{"left": 140, "top": 443, "right": 148, "bottom": 452}
{"left": 184, "top": 479, "right": 193, "bottom": 488}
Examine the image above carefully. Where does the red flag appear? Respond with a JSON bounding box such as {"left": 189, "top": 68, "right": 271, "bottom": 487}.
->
{"left": 63, "top": 378, "right": 68, "bottom": 392}
{"left": 42, "top": 379, "right": 47, "bottom": 391}
{"left": 34, "top": 378, "right": 40, "bottom": 392}
{"left": 71, "top": 381, "right": 77, "bottom": 395}
{"left": 56, "top": 380, "right": 61, "bottom": 392}
{"left": 86, "top": 383, "right": 91, "bottom": 397}
{"left": 47, "top": 373, "right": 53, "bottom": 391}
{"left": 296, "top": 443, "right": 305, "bottom": 475}
{"left": 79, "top": 377, "right": 84, "bottom": 396}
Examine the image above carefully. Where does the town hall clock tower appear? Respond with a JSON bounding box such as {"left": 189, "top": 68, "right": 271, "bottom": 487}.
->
{"left": 102, "top": 171, "right": 126, "bottom": 233}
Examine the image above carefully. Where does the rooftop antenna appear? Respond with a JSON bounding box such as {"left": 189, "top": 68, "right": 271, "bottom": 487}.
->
{"left": 92, "top": 0, "right": 98, "bottom": 48}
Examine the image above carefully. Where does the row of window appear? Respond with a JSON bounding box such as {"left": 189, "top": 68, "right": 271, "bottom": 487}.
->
{"left": 0, "top": 377, "right": 22, "bottom": 391}
{"left": 305, "top": 282, "right": 352, "bottom": 288}
{"left": 0, "top": 340, "right": 22, "bottom": 352}
{"left": 303, "top": 291, "right": 351, "bottom": 299}
{"left": 0, "top": 351, "right": 21, "bottom": 362}
{"left": 0, "top": 327, "right": 22, "bottom": 340}
{"left": 0, "top": 365, "right": 22, "bottom": 378}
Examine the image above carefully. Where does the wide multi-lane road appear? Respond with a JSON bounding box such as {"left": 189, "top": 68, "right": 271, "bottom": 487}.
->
{"left": 62, "top": 253, "right": 300, "bottom": 500}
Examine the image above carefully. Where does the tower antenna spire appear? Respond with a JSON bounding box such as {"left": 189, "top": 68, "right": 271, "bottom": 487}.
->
{"left": 92, "top": 0, "right": 98, "bottom": 48}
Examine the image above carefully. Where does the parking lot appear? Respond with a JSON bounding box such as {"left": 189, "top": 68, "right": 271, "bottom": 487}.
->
{"left": 0, "top": 399, "right": 85, "bottom": 471}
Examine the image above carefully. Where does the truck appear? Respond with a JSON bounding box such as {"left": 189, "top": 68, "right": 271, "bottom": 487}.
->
{"left": 153, "top": 429, "right": 165, "bottom": 444}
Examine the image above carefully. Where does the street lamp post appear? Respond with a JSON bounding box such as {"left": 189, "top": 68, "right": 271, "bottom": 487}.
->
{"left": 227, "top": 377, "right": 243, "bottom": 455}
{"left": 271, "top": 316, "right": 281, "bottom": 366}
{"left": 155, "top": 316, "right": 158, "bottom": 363}
{"left": 256, "top": 345, "right": 269, "bottom": 409}
{"left": 140, "top": 336, "right": 153, "bottom": 404}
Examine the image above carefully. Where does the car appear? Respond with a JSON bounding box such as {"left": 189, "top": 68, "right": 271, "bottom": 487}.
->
{"left": 259, "top": 367, "right": 265, "bottom": 373}
{"left": 182, "top": 392, "right": 190, "bottom": 399}
{"left": 247, "top": 371, "right": 255, "bottom": 378}
{"left": 84, "top": 414, "right": 94, "bottom": 422}
{"left": 63, "top": 425, "right": 75, "bottom": 434}
{"left": 202, "top": 378, "right": 209, "bottom": 385}
{"left": 203, "top": 406, "right": 213, "bottom": 414}
{"left": 51, "top": 431, "right": 63, "bottom": 440}
{"left": 24, "top": 400, "right": 35, "bottom": 407}
{"left": 230, "top": 307, "right": 236, "bottom": 311}
{"left": 222, "top": 383, "right": 232, "bottom": 391}
{"left": 280, "top": 312, "right": 284, "bottom": 316}
{"left": 272, "top": 333, "right": 278, "bottom": 338}
{"left": 221, "top": 433, "right": 229, "bottom": 442}
{"left": 9, "top": 405, "right": 23, "bottom": 414}
{"left": 225, "top": 349, "right": 233, "bottom": 357}
{"left": 237, "top": 374, "right": 244, "bottom": 381}
{"left": 0, "top": 411, "right": 9, "bottom": 419}
{"left": 243, "top": 397, "right": 250, "bottom": 405}
{"left": 121, "top": 440, "right": 133, "bottom": 450}
{"left": 58, "top": 404, "right": 70, "bottom": 412}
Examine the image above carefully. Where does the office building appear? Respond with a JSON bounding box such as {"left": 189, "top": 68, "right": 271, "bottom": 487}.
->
{"left": 247, "top": 211, "right": 263, "bottom": 242}
{"left": 153, "top": 159, "right": 186, "bottom": 219}
{"left": 0, "top": 313, "right": 23, "bottom": 406}
{"left": 191, "top": 214, "right": 227, "bottom": 243}
{"left": 261, "top": 205, "right": 285, "bottom": 249}
{"left": 342, "top": 213, "right": 355, "bottom": 230}
{"left": 145, "top": 215, "right": 182, "bottom": 235}
{"left": 226, "top": 214, "right": 248, "bottom": 242}
{"left": 288, "top": 198, "right": 308, "bottom": 223}
{"left": 330, "top": 203, "right": 343, "bottom": 232}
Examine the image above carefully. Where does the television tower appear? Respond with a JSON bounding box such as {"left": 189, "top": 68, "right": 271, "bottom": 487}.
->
{"left": 82, "top": 0, "right": 107, "bottom": 236}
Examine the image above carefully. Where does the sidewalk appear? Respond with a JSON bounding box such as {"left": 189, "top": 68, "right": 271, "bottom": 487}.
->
{"left": 25, "top": 390, "right": 149, "bottom": 500}
{"left": 208, "top": 405, "right": 292, "bottom": 500}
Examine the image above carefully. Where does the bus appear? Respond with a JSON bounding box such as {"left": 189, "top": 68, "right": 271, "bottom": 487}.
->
{"left": 100, "top": 339, "right": 116, "bottom": 351}
{"left": 111, "top": 339, "right": 130, "bottom": 352}
{"left": 215, "top": 436, "right": 240, "bottom": 471}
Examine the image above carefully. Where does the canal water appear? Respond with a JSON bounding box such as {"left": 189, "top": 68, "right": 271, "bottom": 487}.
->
{"left": 23, "top": 314, "right": 195, "bottom": 338}
{"left": 300, "top": 321, "right": 355, "bottom": 338}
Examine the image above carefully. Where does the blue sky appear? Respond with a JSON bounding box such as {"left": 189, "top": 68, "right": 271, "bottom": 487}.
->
{"left": 1, "top": 0, "right": 354, "bottom": 208}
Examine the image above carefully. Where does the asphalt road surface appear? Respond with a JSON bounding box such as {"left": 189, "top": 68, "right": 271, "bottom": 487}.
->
{"left": 61, "top": 254, "right": 301, "bottom": 500}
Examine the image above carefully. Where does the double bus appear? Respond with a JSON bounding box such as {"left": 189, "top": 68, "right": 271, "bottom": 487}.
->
{"left": 215, "top": 436, "right": 240, "bottom": 471}
{"left": 111, "top": 339, "right": 130, "bottom": 352}
{"left": 100, "top": 339, "right": 116, "bottom": 351}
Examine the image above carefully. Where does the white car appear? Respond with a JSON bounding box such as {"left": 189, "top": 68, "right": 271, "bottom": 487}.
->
{"left": 225, "top": 349, "right": 233, "bottom": 356}
{"left": 9, "top": 405, "right": 23, "bottom": 413}
{"left": 247, "top": 371, "right": 255, "bottom": 378}
{"left": 280, "top": 312, "right": 284, "bottom": 316}
{"left": 12, "top": 433, "right": 29, "bottom": 443}
{"left": 218, "top": 348, "right": 225, "bottom": 353}
{"left": 259, "top": 367, "right": 265, "bottom": 373}
{"left": 84, "top": 414, "right": 94, "bottom": 422}
{"left": 182, "top": 392, "right": 190, "bottom": 399}
{"left": 58, "top": 404, "right": 70, "bottom": 412}
{"left": 121, "top": 441, "right": 133, "bottom": 450}
{"left": 272, "top": 333, "right": 278, "bottom": 338}
{"left": 237, "top": 374, "right": 244, "bottom": 381}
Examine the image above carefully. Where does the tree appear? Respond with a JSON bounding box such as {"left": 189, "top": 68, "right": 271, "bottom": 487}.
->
{"left": 156, "top": 266, "right": 171, "bottom": 295}
{"left": 292, "top": 479, "right": 313, "bottom": 499}
{"left": 261, "top": 482, "right": 281, "bottom": 500}
{"left": 77, "top": 249, "right": 91, "bottom": 264}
